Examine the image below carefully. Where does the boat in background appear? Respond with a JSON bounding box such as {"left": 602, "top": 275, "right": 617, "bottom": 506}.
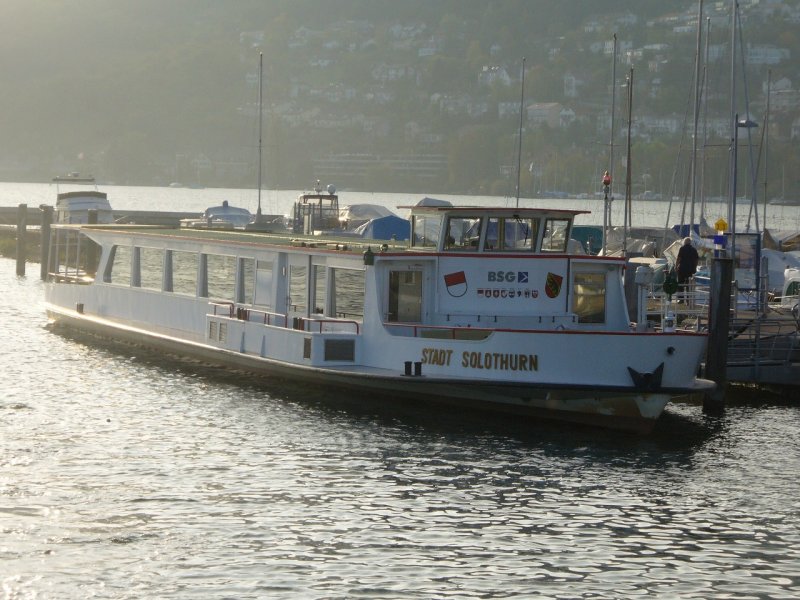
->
{"left": 43, "top": 202, "right": 712, "bottom": 433}
{"left": 180, "top": 200, "right": 255, "bottom": 230}
{"left": 52, "top": 174, "right": 113, "bottom": 224}
{"left": 290, "top": 181, "right": 341, "bottom": 234}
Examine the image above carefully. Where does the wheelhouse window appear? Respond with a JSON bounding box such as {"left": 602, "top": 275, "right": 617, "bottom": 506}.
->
{"left": 411, "top": 214, "right": 443, "bottom": 249}
{"left": 444, "top": 217, "right": 482, "bottom": 251}
{"left": 572, "top": 272, "right": 606, "bottom": 324}
{"left": 542, "top": 218, "right": 570, "bottom": 252}
{"left": 484, "top": 217, "right": 538, "bottom": 252}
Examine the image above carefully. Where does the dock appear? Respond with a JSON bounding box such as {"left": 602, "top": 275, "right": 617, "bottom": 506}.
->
{"left": 646, "top": 279, "right": 800, "bottom": 390}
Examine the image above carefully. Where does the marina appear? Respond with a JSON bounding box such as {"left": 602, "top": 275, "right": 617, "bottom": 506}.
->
{"left": 3, "top": 180, "right": 799, "bottom": 397}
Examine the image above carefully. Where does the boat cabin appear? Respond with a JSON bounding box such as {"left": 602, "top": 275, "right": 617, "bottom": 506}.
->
{"left": 55, "top": 191, "right": 114, "bottom": 224}
{"left": 291, "top": 182, "right": 340, "bottom": 234}
{"left": 406, "top": 205, "right": 583, "bottom": 253}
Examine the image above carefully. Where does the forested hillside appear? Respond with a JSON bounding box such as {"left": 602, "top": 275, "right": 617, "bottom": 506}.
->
{"left": 1, "top": 0, "right": 798, "bottom": 199}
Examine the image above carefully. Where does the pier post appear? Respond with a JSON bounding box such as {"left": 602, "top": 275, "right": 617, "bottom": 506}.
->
{"left": 15, "top": 203, "right": 27, "bottom": 276}
{"left": 86, "top": 208, "right": 98, "bottom": 275}
{"left": 704, "top": 257, "right": 733, "bottom": 413}
{"left": 40, "top": 205, "right": 53, "bottom": 281}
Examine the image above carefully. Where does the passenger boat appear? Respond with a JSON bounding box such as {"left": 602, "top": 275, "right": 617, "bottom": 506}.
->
{"left": 43, "top": 204, "right": 713, "bottom": 433}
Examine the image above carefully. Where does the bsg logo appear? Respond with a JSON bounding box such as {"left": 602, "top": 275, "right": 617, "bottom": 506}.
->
{"left": 487, "top": 271, "right": 528, "bottom": 283}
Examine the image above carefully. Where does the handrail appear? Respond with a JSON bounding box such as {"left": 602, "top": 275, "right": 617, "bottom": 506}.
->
{"left": 209, "top": 301, "right": 234, "bottom": 318}
{"left": 242, "top": 307, "right": 289, "bottom": 328}
{"left": 382, "top": 322, "right": 515, "bottom": 339}
{"left": 304, "top": 318, "right": 360, "bottom": 335}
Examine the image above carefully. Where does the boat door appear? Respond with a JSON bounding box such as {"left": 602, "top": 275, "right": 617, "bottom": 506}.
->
{"left": 383, "top": 262, "right": 433, "bottom": 323}
{"left": 388, "top": 270, "right": 423, "bottom": 322}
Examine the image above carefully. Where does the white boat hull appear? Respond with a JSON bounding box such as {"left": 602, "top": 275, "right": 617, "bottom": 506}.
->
{"left": 45, "top": 300, "right": 709, "bottom": 434}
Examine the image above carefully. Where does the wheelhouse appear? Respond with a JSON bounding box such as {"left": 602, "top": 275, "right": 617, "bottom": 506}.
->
{"left": 407, "top": 206, "right": 587, "bottom": 253}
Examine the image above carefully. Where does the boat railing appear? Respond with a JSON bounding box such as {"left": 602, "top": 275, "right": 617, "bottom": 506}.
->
{"left": 215, "top": 305, "right": 360, "bottom": 334}
{"left": 299, "top": 317, "right": 360, "bottom": 335}
{"left": 48, "top": 268, "right": 95, "bottom": 284}
{"left": 383, "top": 322, "right": 493, "bottom": 340}
{"left": 236, "top": 307, "right": 289, "bottom": 328}
{"left": 726, "top": 316, "right": 800, "bottom": 366}
{"left": 646, "top": 277, "right": 746, "bottom": 332}
{"left": 209, "top": 301, "right": 235, "bottom": 318}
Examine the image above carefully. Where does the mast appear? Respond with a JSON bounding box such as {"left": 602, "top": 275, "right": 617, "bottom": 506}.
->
{"left": 689, "top": 0, "right": 704, "bottom": 233}
{"left": 623, "top": 68, "right": 634, "bottom": 257}
{"left": 515, "top": 57, "right": 526, "bottom": 209}
{"left": 728, "top": 0, "right": 738, "bottom": 258}
{"left": 256, "top": 52, "right": 264, "bottom": 221}
{"left": 762, "top": 69, "right": 771, "bottom": 232}
{"left": 603, "top": 34, "right": 618, "bottom": 255}
{"left": 700, "top": 16, "right": 711, "bottom": 222}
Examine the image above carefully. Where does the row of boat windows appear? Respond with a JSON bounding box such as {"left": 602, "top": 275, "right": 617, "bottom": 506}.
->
{"left": 411, "top": 215, "right": 571, "bottom": 253}
{"left": 105, "top": 245, "right": 366, "bottom": 318}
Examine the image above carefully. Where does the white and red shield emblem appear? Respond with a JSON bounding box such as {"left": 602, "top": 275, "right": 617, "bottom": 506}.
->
{"left": 444, "top": 271, "right": 467, "bottom": 297}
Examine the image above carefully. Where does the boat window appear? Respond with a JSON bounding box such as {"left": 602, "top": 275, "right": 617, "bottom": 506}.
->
{"left": 170, "top": 251, "right": 198, "bottom": 296}
{"left": 388, "top": 270, "right": 422, "bottom": 322}
{"left": 139, "top": 247, "right": 163, "bottom": 291}
{"left": 411, "top": 214, "right": 442, "bottom": 249}
{"left": 542, "top": 218, "right": 570, "bottom": 252}
{"left": 289, "top": 265, "right": 307, "bottom": 313}
{"left": 484, "top": 217, "right": 538, "bottom": 251}
{"left": 313, "top": 265, "right": 327, "bottom": 315}
{"left": 330, "top": 268, "right": 365, "bottom": 320}
{"left": 572, "top": 272, "right": 606, "bottom": 324}
{"left": 444, "top": 217, "right": 482, "bottom": 251}
{"left": 206, "top": 254, "right": 237, "bottom": 301}
{"left": 239, "top": 258, "right": 255, "bottom": 304}
{"left": 107, "top": 245, "right": 132, "bottom": 285}
{"left": 253, "top": 259, "right": 273, "bottom": 308}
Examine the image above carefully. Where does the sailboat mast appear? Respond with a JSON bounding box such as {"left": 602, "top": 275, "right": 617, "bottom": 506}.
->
{"left": 728, "top": 0, "right": 738, "bottom": 240}
{"left": 516, "top": 57, "right": 526, "bottom": 209}
{"left": 700, "top": 17, "right": 711, "bottom": 222}
{"left": 623, "top": 68, "right": 634, "bottom": 257}
{"left": 256, "top": 52, "right": 264, "bottom": 220}
{"left": 762, "top": 69, "right": 771, "bottom": 231}
{"left": 603, "top": 34, "right": 617, "bottom": 255}
{"left": 689, "top": 0, "right": 704, "bottom": 233}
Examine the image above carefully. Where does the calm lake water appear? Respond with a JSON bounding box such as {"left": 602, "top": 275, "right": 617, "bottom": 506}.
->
{"left": 1, "top": 184, "right": 800, "bottom": 598}
{"left": 2, "top": 180, "right": 800, "bottom": 231}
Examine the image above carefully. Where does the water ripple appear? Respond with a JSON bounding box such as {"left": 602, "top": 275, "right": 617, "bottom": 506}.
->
{"left": 2, "top": 258, "right": 799, "bottom": 598}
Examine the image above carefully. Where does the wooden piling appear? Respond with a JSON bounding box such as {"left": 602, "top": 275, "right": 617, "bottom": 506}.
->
{"left": 40, "top": 205, "right": 53, "bottom": 280}
{"left": 15, "top": 203, "right": 27, "bottom": 276}
{"left": 704, "top": 257, "right": 733, "bottom": 413}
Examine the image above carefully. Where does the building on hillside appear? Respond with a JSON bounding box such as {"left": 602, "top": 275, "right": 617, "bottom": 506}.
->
{"left": 478, "top": 66, "right": 512, "bottom": 87}
{"left": 791, "top": 117, "right": 800, "bottom": 140}
{"left": 527, "top": 103, "right": 562, "bottom": 128}
{"left": 498, "top": 101, "right": 521, "bottom": 119}
{"left": 746, "top": 44, "right": 790, "bottom": 65}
